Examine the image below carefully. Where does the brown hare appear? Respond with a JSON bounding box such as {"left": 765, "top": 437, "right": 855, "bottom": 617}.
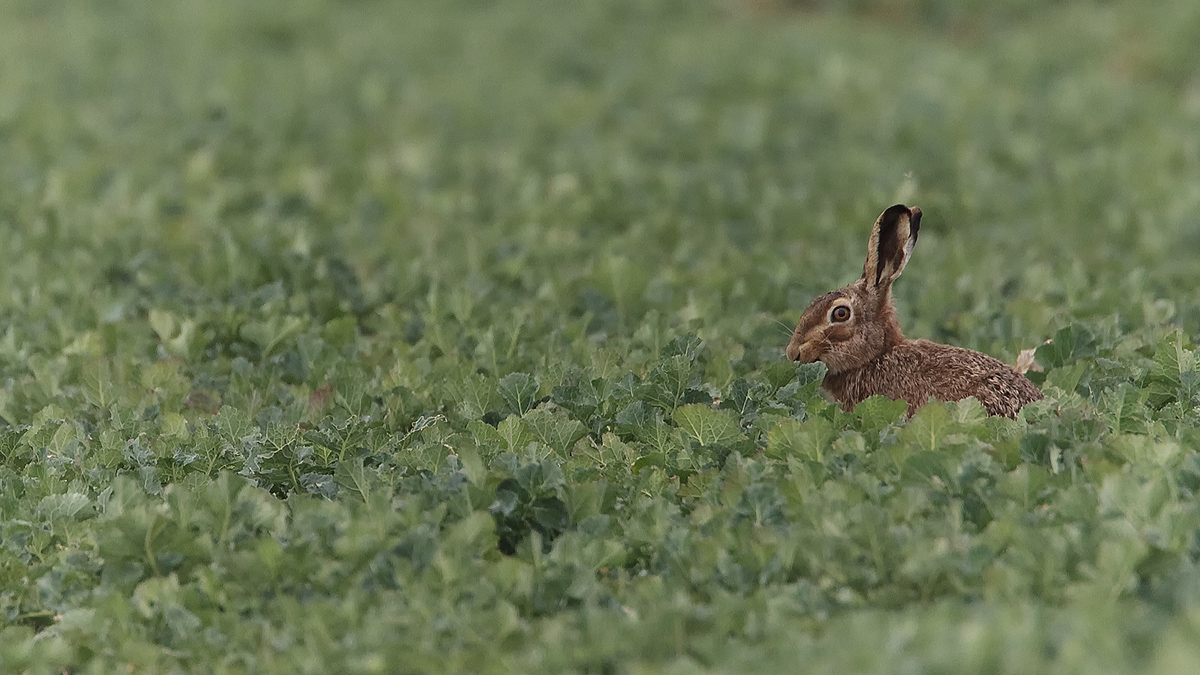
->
{"left": 785, "top": 204, "right": 1042, "bottom": 418}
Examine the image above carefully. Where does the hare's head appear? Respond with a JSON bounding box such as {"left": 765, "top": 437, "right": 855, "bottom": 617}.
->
{"left": 785, "top": 204, "right": 921, "bottom": 373}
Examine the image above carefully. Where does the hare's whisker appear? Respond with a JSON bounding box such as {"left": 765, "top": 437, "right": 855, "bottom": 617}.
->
{"left": 771, "top": 318, "right": 794, "bottom": 334}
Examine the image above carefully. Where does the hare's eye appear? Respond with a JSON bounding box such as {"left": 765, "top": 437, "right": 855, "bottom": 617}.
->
{"left": 829, "top": 305, "right": 851, "bottom": 323}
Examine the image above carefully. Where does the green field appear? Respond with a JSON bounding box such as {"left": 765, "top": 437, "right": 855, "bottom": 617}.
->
{"left": 3, "top": 0, "right": 1200, "bottom": 672}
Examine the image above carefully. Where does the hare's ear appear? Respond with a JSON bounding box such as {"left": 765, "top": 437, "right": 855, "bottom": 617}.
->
{"left": 862, "top": 204, "right": 920, "bottom": 289}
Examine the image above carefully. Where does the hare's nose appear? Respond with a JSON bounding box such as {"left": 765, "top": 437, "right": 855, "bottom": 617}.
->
{"left": 909, "top": 206, "right": 922, "bottom": 225}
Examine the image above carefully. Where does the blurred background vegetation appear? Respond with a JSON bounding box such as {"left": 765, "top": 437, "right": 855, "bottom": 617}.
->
{"left": 2, "top": 0, "right": 1199, "bottom": 359}
{"left": 2, "top": 0, "right": 1200, "bottom": 672}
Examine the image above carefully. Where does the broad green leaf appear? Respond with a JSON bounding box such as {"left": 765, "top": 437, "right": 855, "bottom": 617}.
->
{"left": 443, "top": 511, "right": 497, "bottom": 557}
{"left": 213, "top": 407, "right": 252, "bottom": 443}
{"left": 564, "top": 480, "right": 606, "bottom": 524}
{"left": 300, "top": 473, "right": 337, "bottom": 499}
{"left": 455, "top": 438, "right": 486, "bottom": 485}
{"left": 660, "top": 332, "right": 704, "bottom": 361}
{"left": 468, "top": 419, "right": 506, "bottom": 456}
{"left": 497, "top": 415, "right": 533, "bottom": 453}
{"left": 551, "top": 373, "right": 602, "bottom": 417}
{"left": 524, "top": 408, "right": 587, "bottom": 457}
{"left": 241, "top": 315, "right": 307, "bottom": 357}
{"left": 795, "top": 362, "right": 828, "bottom": 389}
{"left": 766, "top": 416, "right": 834, "bottom": 462}
{"left": 1147, "top": 330, "right": 1197, "bottom": 408}
{"left": 447, "top": 373, "right": 498, "bottom": 420}
{"left": 1045, "top": 362, "right": 1087, "bottom": 397}
{"left": 720, "top": 378, "right": 762, "bottom": 417}
{"left": 1035, "top": 324, "right": 1097, "bottom": 369}
{"left": 498, "top": 372, "right": 539, "bottom": 416}
{"left": 47, "top": 420, "right": 85, "bottom": 458}
{"left": 1099, "top": 383, "right": 1148, "bottom": 434}
{"left": 616, "top": 400, "right": 657, "bottom": 437}
{"left": 322, "top": 315, "right": 358, "bottom": 349}
{"left": 854, "top": 396, "right": 909, "bottom": 433}
{"left": 36, "top": 492, "right": 93, "bottom": 522}
{"left": 638, "top": 355, "right": 698, "bottom": 411}
{"left": 162, "top": 413, "right": 190, "bottom": 440}
{"left": 997, "top": 464, "right": 1052, "bottom": 509}
{"left": 1104, "top": 434, "right": 1183, "bottom": 467}
{"left": 640, "top": 419, "right": 684, "bottom": 456}
{"left": 947, "top": 397, "right": 988, "bottom": 428}
{"left": 901, "top": 451, "right": 953, "bottom": 486}
{"left": 595, "top": 432, "right": 637, "bottom": 469}
{"left": 148, "top": 309, "right": 178, "bottom": 344}
{"left": 334, "top": 458, "right": 379, "bottom": 502}
{"left": 673, "top": 404, "right": 742, "bottom": 447}
{"left": 901, "top": 401, "right": 951, "bottom": 454}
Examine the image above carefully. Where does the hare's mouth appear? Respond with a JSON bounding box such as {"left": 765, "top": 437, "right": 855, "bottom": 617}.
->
{"left": 785, "top": 339, "right": 820, "bottom": 363}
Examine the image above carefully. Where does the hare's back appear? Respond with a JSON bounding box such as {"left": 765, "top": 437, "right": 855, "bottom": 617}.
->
{"left": 898, "top": 339, "right": 1042, "bottom": 417}
{"left": 824, "top": 339, "right": 1042, "bottom": 418}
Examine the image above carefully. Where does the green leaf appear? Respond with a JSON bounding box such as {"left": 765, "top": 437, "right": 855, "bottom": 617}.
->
{"left": 148, "top": 309, "right": 178, "bottom": 344}
{"left": 468, "top": 419, "right": 506, "bottom": 456}
{"left": 524, "top": 408, "right": 587, "bottom": 457}
{"left": 1045, "top": 362, "right": 1087, "bottom": 396}
{"left": 947, "top": 397, "right": 989, "bottom": 429}
{"left": 1147, "top": 330, "right": 1197, "bottom": 408}
{"left": 901, "top": 401, "right": 951, "bottom": 454}
{"left": 795, "top": 361, "right": 828, "bottom": 388}
{"left": 1100, "top": 383, "right": 1148, "bottom": 434}
{"left": 902, "top": 451, "right": 953, "bottom": 486}
{"left": 661, "top": 332, "right": 704, "bottom": 360}
{"left": 447, "top": 373, "right": 499, "bottom": 420}
{"left": 673, "top": 404, "right": 742, "bottom": 447}
{"left": 334, "top": 458, "right": 380, "bottom": 502}
{"left": 161, "top": 412, "right": 190, "bottom": 440}
{"left": 35, "top": 492, "right": 93, "bottom": 522}
{"left": 322, "top": 315, "right": 358, "bottom": 350}
{"left": 638, "top": 355, "right": 698, "bottom": 411}
{"left": 454, "top": 439, "right": 486, "bottom": 485}
{"left": 1035, "top": 324, "right": 1097, "bottom": 369}
{"left": 443, "top": 511, "right": 497, "bottom": 557}
{"left": 497, "top": 415, "right": 533, "bottom": 453}
{"left": 720, "top": 378, "right": 764, "bottom": 417}
{"left": 854, "top": 396, "right": 909, "bottom": 433}
{"left": 213, "top": 406, "right": 252, "bottom": 443}
{"left": 241, "top": 315, "right": 307, "bottom": 358}
{"left": 300, "top": 473, "right": 337, "bottom": 499}
{"left": 761, "top": 361, "right": 802, "bottom": 390}
{"left": 564, "top": 480, "right": 606, "bottom": 524}
{"left": 615, "top": 400, "right": 657, "bottom": 437}
{"left": 551, "top": 373, "right": 602, "bottom": 418}
{"left": 766, "top": 416, "right": 834, "bottom": 462}
{"left": 641, "top": 419, "right": 684, "bottom": 456}
{"left": 498, "top": 372, "right": 539, "bottom": 416}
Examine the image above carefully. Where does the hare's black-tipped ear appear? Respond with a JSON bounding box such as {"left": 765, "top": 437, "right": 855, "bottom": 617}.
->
{"left": 862, "top": 204, "right": 920, "bottom": 288}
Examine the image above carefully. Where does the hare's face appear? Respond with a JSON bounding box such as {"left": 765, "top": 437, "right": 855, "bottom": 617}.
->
{"left": 785, "top": 281, "right": 896, "bottom": 374}
{"left": 785, "top": 204, "right": 918, "bottom": 374}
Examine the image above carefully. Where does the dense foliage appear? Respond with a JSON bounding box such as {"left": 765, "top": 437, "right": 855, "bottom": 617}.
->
{"left": 2, "top": 0, "right": 1200, "bottom": 672}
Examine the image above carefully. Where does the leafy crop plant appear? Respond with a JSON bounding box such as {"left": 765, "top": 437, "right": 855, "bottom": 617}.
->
{"left": 2, "top": 0, "right": 1200, "bottom": 672}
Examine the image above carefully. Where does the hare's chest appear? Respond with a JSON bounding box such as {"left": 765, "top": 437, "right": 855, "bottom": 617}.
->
{"left": 822, "top": 351, "right": 919, "bottom": 411}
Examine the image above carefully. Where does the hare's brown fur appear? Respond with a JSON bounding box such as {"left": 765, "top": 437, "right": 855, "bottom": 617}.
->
{"left": 786, "top": 205, "right": 1042, "bottom": 418}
